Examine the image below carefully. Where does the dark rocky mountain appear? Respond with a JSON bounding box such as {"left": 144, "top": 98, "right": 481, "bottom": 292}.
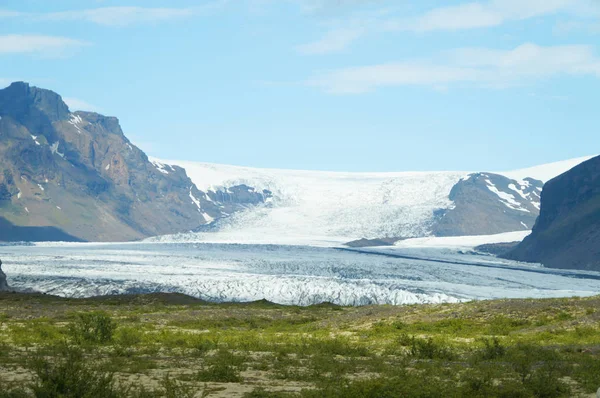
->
{"left": 0, "top": 82, "right": 269, "bottom": 242}
{"left": 505, "top": 155, "right": 600, "bottom": 271}
{"left": 0, "top": 261, "right": 6, "bottom": 290}
{"left": 432, "top": 173, "right": 543, "bottom": 236}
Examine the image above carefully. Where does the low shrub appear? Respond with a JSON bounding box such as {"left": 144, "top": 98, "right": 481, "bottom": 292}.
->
{"left": 68, "top": 311, "right": 116, "bottom": 344}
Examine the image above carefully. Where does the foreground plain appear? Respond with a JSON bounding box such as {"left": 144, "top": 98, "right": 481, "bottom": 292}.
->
{"left": 1, "top": 293, "right": 600, "bottom": 397}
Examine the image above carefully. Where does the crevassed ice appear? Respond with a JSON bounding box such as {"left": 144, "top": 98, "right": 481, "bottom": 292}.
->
{"left": 155, "top": 160, "right": 466, "bottom": 245}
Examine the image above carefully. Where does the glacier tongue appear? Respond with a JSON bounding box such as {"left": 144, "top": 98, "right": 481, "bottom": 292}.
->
{"left": 157, "top": 160, "right": 466, "bottom": 245}
{"left": 4, "top": 242, "right": 600, "bottom": 306}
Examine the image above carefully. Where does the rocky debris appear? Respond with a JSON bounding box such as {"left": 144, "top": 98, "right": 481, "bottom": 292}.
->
{"left": 432, "top": 173, "right": 543, "bottom": 236}
{"left": 474, "top": 242, "right": 520, "bottom": 256}
{"left": 505, "top": 155, "right": 600, "bottom": 271}
{"left": 345, "top": 237, "right": 400, "bottom": 247}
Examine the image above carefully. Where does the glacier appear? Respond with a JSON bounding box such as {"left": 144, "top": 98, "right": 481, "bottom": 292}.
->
{"left": 3, "top": 241, "right": 600, "bottom": 306}
{"left": 152, "top": 157, "right": 594, "bottom": 246}
{"left": 4, "top": 157, "right": 599, "bottom": 306}
{"left": 157, "top": 160, "right": 468, "bottom": 245}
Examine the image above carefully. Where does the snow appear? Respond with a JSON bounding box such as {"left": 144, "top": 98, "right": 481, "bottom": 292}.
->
{"left": 17, "top": 191, "right": 21, "bottom": 199}
{"left": 30, "top": 135, "right": 40, "bottom": 145}
{"left": 501, "top": 156, "right": 596, "bottom": 183}
{"left": 144, "top": 157, "right": 593, "bottom": 247}
{"left": 37, "top": 184, "right": 44, "bottom": 192}
{"left": 520, "top": 222, "right": 528, "bottom": 228}
{"left": 188, "top": 187, "right": 202, "bottom": 212}
{"left": 508, "top": 183, "right": 528, "bottom": 200}
{"left": 392, "top": 230, "right": 531, "bottom": 250}
{"left": 484, "top": 179, "right": 529, "bottom": 213}
{"left": 148, "top": 157, "right": 170, "bottom": 175}
{"left": 50, "top": 142, "right": 64, "bottom": 158}
{"left": 158, "top": 160, "right": 466, "bottom": 245}
{"left": 202, "top": 212, "right": 215, "bottom": 223}
{"left": 105, "top": 164, "right": 110, "bottom": 171}
{"left": 68, "top": 114, "right": 84, "bottom": 134}
{"left": 24, "top": 207, "right": 29, "bottom": 213}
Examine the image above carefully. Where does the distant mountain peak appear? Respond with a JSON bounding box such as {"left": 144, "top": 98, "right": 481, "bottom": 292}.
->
{"left": 0, "top": 82, "right": 70, "bottom": 133}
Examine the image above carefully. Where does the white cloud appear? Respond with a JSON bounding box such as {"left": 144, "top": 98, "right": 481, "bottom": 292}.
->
{"left": 0, "top": 9, "right": 22, "bottom": 18}
{"left": 63, "top": 97, "right": 102, "bottom": 112}
{"left": 308, "top": 43, "right": 600, "bottom": 93}
{"left": 0, "top": 1, "right": 228, "bottom": 27}
{"left": 0, "top": 35, "right": 88, "bottom": 56}
{"left": 35, "top": 2, "right": 229, "bottom": 27}
{"left": 301, "top": 0, "right": 598, "bottom": 55}
{"left": 39, "top": 7, "right": 195, "bottom": 27}
{"left": 297, "top": 27, "right": 364, "bottom": 54}
{"left": 386, "top": 0, "right": 584, "bottom": 32}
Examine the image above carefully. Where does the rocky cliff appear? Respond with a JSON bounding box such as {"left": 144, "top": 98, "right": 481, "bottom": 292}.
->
{"left": 0, "top": 261, "right": 7, "bottom": 290}
{"left": 505, "top": 155, "right": 600, "bottom": 271}
{"left": 0, "top": 82, "right": 269, "bottom": 242}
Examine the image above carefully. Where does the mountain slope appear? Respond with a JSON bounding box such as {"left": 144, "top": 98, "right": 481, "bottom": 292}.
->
{"left": 505, "top": 155, "right": 600, "bottom": 271}
{"left": 0, "top": 82, "right": 268, "bottom": 242}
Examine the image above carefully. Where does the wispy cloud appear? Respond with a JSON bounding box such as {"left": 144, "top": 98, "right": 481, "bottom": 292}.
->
{"left": 0, "top": 35, "right": 88, "bottom": 57}
{"left": 297, "top": 27, "right": 364, "bottom": 54}
{"left": 308, "top": 43, "right": 600, "bottom": 93}
{"left": 298, "top": 0, "right": 599, "bottom": 55}
{"left": 0, "top": 9, "right": 23, "bottom": 18}
{"left": 385, "top": 0, "right": 582, "bottom": 32}
{"left": 63, "top": 97, "right": 102, "bottom": 112}
{"left": 1, "top": 1, "right": 229, "bottom": 27}
{"left": 38, "top": 7, "right": 196, "bottom": 27}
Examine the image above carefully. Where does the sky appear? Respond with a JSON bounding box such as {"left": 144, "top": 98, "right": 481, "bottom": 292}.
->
{"left": 1, "top": 0, "right": 599, "bottom": 172}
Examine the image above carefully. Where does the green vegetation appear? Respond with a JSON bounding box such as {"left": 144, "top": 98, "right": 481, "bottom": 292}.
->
{"left": 1, "top": 292, "right": 599, "bottom": 397}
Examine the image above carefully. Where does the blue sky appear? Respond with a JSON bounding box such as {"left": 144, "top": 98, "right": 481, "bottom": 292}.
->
{"left": 1, "top": 0, "right": 599, "bottom": 171}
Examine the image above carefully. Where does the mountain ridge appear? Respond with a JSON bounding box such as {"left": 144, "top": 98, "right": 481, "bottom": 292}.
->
{"left": 0, "top": 82, "right": 269, "bottom": 242}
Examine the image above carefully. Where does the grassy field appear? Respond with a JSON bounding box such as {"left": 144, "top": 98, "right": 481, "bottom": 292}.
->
{"left": 1, "top": 292, "right": 599, "bottom": 397}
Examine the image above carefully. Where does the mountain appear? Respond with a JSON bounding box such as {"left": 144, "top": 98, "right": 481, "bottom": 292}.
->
{"left": 0, "top": 82, "right": 269, "bottom": 242}
{"left": 505, "top": 155, "right": 600, "bottom": 271}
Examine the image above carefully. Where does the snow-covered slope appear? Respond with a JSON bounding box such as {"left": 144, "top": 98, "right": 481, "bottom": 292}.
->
{"left": 159, "top": 160, "right": 466, "bottom": 245}
{"left": 500, "top": 156, "right": 596, "bottom": 183}
{"left": 152, "top": 157, "right": 593, "bottom": 246}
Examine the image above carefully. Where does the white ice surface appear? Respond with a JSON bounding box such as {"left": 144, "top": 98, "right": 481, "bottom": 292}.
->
{"left": 392, "top": 230, "right": 531, "bottom": 249}
{"left": 153, "top": 157, "right": 592, "bottom": 246}
{"left": 3, "top": 242, "right": 599, "bottom": 306}
{"left": 158, "top": 160, "right": 467, "bottom": 245}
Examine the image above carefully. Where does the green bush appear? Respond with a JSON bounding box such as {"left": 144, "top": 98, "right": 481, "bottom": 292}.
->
{"left": 477, "top": 337, "right": 506, "bottom": 360}
{"left": 29, "top": 345, "right": 119, "bottom": 398}
{"left": 196, "top": 363, "right": 242, "bottom": 383}
{"left": 196, "top": 349, "right": 246, "bottom": 382}
{"left": 68, "top": 311, "right": 116, "bottom": 344}
{"left": 408, "top": 336, "right": 455, "bottom": 360}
